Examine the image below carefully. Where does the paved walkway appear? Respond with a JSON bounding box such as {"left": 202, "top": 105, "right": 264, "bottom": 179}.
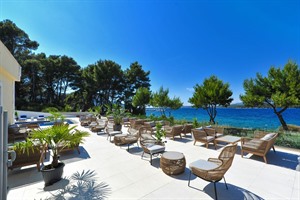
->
{"left": 7, "top": 118, "right": 300, "bottom": 199}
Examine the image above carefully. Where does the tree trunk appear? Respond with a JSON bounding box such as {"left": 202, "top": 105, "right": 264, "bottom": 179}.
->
{"left": 52, "top": 154, "right": 59, "bottom": 168}
{"left": 275, "top": 112, "right": 288, "bottom": 130}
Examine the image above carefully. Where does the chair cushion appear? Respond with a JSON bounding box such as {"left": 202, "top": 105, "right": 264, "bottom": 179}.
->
{"left": 109, "top": 131, "right": 122, "bottom": 136}
{"left": 261, "top": 133, "right": 276, "bottom": 141}
{"left": 242, "top": 139, "right": 263, "bottom": 150}
{"left": 145, "top": 144, "right": 165, "bottom": 154}
{"left": 206, "top": 136, "right": 215, "bottom": 142}
{"left": 216, "top": 133, "right": 223, "bottom": 138}
{"left": 189, "top": 159, "right": 219, "bottom": 170}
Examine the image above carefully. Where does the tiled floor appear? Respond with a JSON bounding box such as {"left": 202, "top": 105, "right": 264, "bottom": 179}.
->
{"left": 7, "top": 118, "right": 300, "bottom": 199}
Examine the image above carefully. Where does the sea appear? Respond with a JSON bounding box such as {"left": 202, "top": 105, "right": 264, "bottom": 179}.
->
{"left": 146, "top": 107, "right": 300, "bottom": 130}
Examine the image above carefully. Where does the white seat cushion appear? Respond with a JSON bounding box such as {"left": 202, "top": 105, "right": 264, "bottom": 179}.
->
{"left": 145, "top": 144, "right": 165, "bottom": 154}
{"left": 261, "top": 133, "right": 276, "bottom": 141}
{"left": 109, "top": 131, "right": 122, "bottom": 136}
{"left": 189, "top": 159, "right": 219, "bottom": 170}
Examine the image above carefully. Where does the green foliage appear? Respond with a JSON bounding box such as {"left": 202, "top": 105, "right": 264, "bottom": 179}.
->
{"left": 13, "top": 139, "right": 35, "bottom": 155}
{"left": 189, "top": 75, "right": 233, "bottom": 124}
{"left": 124, "top": 62, "right": 151, "bottom": 114}
{"left": 132, "top": 87, "right": 151, "bottom": 115}
{"left": 150, "top": 86, "right": 183, "bottom": 116}
{"left": 106, "top": 104, "right": 129, "bottom": 125}
{"left": 64, "top": 105, "right": 73, "bottom": 112}
{"left": 42, "top": 107, "right": 59, "bottom": 113}
{"left": 30, "top": 125, "right": 89, "bottom": 168}
{"left": 275, "top": 132, "right": 300, "bottom": 149}
{"left": 193, "top": 118, "right": 200, "bottom": 128}
{"left": 155, "top": 123, "right": 166, "bottom": 142}
{"left": 47, "top": 112, "right": 65, "bottom": 123}
{"left": 240, "top": 61, "right": 300, "bottom": 130}
{"left": 0, "top": 19, "right": 39, "bottom": 58}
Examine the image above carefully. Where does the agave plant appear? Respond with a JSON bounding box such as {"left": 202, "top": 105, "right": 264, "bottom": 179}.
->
{"left": 30, "top": 124, "right": 89, "bottom": 168}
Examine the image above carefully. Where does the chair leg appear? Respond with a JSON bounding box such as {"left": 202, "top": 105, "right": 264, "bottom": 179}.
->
{"left": 263, "top": 156, "right": 267, "bottom": 164}
{"left": 223, "top": 176, "right": 228, "bottom": 190}
{"left": 150, "top": 153, "right": 152, "bottom": 165}
{"left": 188, "top": 170, "right": 192, "bottom": 187}
{"left": 213, "top": 182, "right": 218, "bottom": 200}
{"left": 141, "top": 151, "right": 144, "bottom": 159}
{"left": 272, "top": 145, "right": 276, "bottom": 153}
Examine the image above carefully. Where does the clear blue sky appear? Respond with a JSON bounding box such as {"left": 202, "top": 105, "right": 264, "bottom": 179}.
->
{"left": 1, "top": 0, "right": 299, "bottom": 105}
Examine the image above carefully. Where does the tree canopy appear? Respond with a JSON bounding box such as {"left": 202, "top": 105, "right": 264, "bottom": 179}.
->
{"left": 150, "top": 86, "right": 183, "bottom": 117}
{"left": 189, "top": 76, "right": 233, "bottom": 124}
{"left": 124, "top": 62, "right": 151, "bottom": 114}
{"left": 132, "top": 87, "right": 151, "bottom": 115}
{"left": 240, "top": 61, "right": 300, "bottom": 130}
{"left": 0, "top": 19, "right": 152, "bottom": 113}
{"left": 0, "top": 19, "right": 38, "bottom": 59}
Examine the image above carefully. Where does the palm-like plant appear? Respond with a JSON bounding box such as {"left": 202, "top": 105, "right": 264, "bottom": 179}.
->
{"left": 106, "top": 104, "right": 129, "bottom": 125}
{"left": 30, "top": 124, "right": 89, "bottom": 168}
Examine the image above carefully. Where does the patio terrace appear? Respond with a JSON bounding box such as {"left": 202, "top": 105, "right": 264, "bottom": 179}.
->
{"left": 7, "top": 118, "right": 300, "bottom": 199}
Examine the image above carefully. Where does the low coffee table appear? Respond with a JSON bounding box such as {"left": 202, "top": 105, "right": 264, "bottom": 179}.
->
{"left": 215, "top": 135, "right": 241, "bottom": 146}
{"left": 160, "top": 151, "right": 186, "bottom": 175}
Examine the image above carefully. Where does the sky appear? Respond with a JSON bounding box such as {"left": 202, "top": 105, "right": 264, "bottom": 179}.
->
{"left": 1, "top": 0, "right": 299, "bottom": 105}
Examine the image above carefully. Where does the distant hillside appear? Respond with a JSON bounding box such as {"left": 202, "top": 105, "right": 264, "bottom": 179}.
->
{"left": 228, "top": 102, "right": 245, "bottom": 108}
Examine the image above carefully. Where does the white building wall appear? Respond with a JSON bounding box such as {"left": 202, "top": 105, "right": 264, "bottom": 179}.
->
{"left": 0, "top": 40, "right": 21, "bottom": 124}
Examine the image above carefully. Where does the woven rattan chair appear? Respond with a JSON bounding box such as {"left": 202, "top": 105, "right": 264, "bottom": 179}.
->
{"left": 241, "top": 131, "right": 278, "bottom": 163}
{"left": 165, "top": 125, "right": 183, "bottom": 140}
{"left": 188, "top": 144, "right": 237, "bottom": 200}
{"left": 105, "top": 122, "right": 122, "bottom": 142}
{"left": 139, "top": 127, "right": 165, "bottom": 165}
{"left": 181, "top": 124, "right": 193, "bottom": 137}
{"left": 119, "top": 126, "right": 139, "bottom": 151}
{"left": 214, "top": 126, "right": 224, "bottom": 138}
{"left": 192, "top": 128, "right": 216, "bottom": 149}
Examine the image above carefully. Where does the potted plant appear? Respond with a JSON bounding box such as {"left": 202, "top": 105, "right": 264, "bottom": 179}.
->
{"left": 14, "top": 111, "right": 19, "bottom": 121}
{"left": 30, "top": 124, "right": 89, "bottom": 186}
{"left": 106, "top": 104, "right": 129, "bottom": 131}
{"left": 155, "top": 123, "right": 166, "bottom": 143}
{"left": 9, "top": 139, "right": 45, "bottom": 171}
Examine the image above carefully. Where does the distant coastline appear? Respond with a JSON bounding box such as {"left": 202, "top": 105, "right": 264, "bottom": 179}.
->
{"left": 146, "top": 107, "right": 300, "bottom": 130}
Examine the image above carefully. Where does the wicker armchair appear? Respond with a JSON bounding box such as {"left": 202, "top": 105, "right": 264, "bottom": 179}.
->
{"left": 192, "top": 128, "right": 216, "bottom": 149}
{"left": 181, "top": 124, "right": 193, "bottom": 136}
{"left": 165, "top": 125, "right": 183, "bottom": 140}
{"left": 241, "top": 131, "right": 278, "bottom": 163}
{"left": 213, "top": 126, "right": 224, "bottom": 138}
{"left": 188, "top": 144, "right": 237, "bottom": 200}
{"left": 139, "top": 127, "right": 165, "bottom": 165}
{"left": 91, "top": 120, "right": 107, "bottom": 133}
{"left": 119, "top": 126, "right": 139, "bottom": 151}
{"left": 143, "top": 121, "right": 156, "bottom": 134}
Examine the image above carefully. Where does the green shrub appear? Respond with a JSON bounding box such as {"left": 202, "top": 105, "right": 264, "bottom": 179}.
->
{"left": 42, "top": 107, "right": 59, "bottom": 113}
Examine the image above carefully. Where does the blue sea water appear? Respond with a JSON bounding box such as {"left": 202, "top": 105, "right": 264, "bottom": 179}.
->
{"left": 146, "top": 107, "right": 300, "bottom": 130}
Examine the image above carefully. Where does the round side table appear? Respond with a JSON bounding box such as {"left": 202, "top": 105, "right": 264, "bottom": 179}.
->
{"left": 160, "top": 151, "right": 186, "bottom": 175}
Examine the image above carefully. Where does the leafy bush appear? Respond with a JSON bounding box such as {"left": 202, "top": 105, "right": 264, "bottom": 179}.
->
{"left": 42, "top": 107, "right": 59, "bottom": 113}
{"left": 275, "top": 132, "right": 300, "bottom": 149}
